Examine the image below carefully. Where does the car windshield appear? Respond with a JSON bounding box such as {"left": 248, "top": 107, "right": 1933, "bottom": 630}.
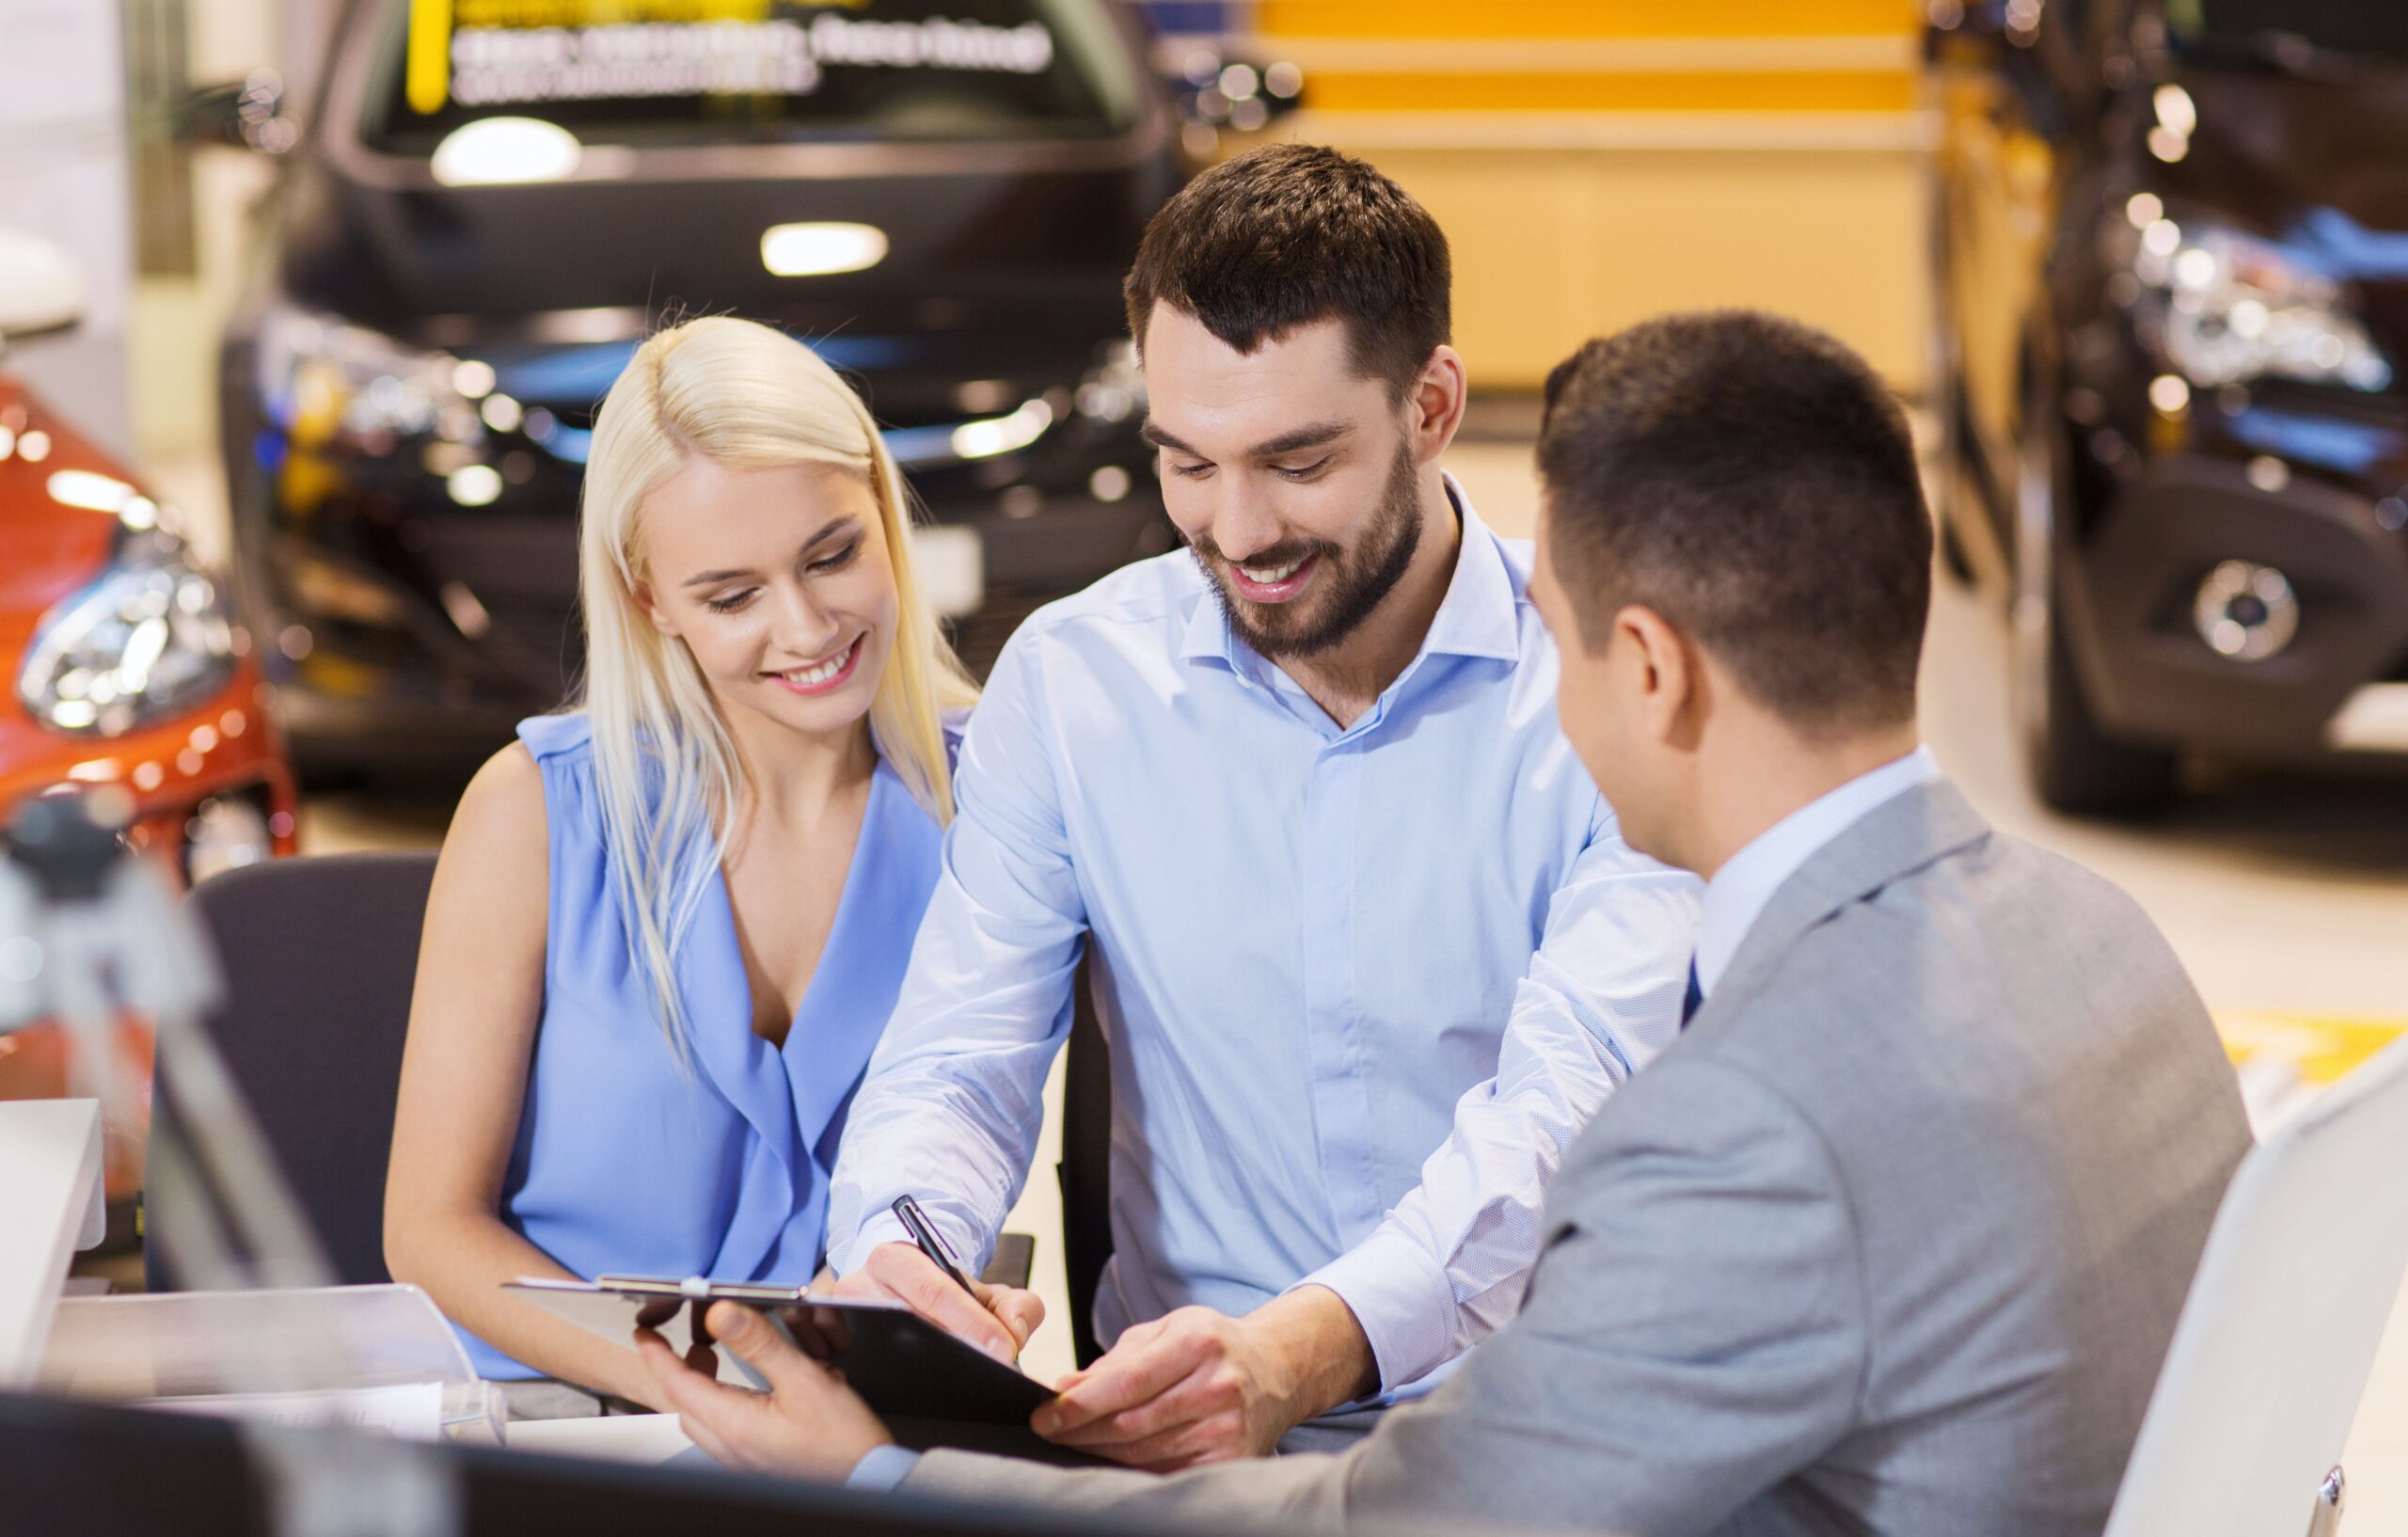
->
{"left": 2167, "top": 1, "right": 2408, "bottom": 60}
{"left": 359, "top": 0, "right": 1140, "bottom": 152}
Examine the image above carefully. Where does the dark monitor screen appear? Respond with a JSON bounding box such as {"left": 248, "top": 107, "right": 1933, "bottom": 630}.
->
{"left": 0, "top": 1390, "right": 1212, "bottom": 1537}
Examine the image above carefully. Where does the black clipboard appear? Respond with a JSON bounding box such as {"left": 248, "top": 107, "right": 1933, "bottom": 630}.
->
{"left": 505, "top": 1276, "right": 1054, "bottom": 1427}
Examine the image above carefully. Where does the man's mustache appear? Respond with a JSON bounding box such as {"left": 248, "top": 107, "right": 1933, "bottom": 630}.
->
{"left": 1187, "top": 534, "right": 1341, "bottom": 573}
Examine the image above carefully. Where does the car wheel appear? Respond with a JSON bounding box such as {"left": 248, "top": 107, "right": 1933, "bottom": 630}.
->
{"left": 2010, "top": 385, "right": 2177, "bottom": 816}
{"left": 1926, "top": 293, "right": 1977, "bottom": 589}
{"left": 1934, "top": 450, "right": 1978, "bottom": 588}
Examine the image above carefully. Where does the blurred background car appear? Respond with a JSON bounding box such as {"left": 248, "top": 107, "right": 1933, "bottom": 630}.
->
{"left": 220, "top": 0, "right": 1300, "bottom": 779}
{"left": 0, "top": 228, "right": 296, "bottom": 1210}
{"left": 1934, "top": 0, "right": 2408, "bottom": 814}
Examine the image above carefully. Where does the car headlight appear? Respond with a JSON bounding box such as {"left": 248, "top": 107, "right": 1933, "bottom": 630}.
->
{"left": 1075, "top": 340, "right": 1143, "bottom": 424}
{"left": 2131, "top": 217, "right": 2392, "bottom": 391}
{"left": 16, "top": 533, "right": 240, "bottom": 737}
{"left": 255, "top": 300, "right": 488, "bottom": 451}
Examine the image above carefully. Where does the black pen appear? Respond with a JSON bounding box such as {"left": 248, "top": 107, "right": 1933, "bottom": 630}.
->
{"left": 892, "top": 1194, "right": 980, "bottom": 1301}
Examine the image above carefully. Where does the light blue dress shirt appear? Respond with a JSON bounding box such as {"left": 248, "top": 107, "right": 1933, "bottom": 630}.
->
{"left": 1692, "top": 745, "right": 1941, "bottom": 1002}
{"left": 825, "top": 480, "right": 1700, "bottom": 1401}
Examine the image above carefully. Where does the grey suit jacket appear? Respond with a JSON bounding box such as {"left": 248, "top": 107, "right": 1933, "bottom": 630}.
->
{"left": 903, "top": 780, "right": 2252, "bottom": 1537}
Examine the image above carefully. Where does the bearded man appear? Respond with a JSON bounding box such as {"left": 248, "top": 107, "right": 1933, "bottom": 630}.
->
{"left": 818, "top": 143, "right": 1698, "bottom": 1469}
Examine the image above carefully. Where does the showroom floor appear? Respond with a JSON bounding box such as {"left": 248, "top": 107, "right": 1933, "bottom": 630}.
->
{"left": 211, "top": 434, "right": 2408, "bottom": 1516}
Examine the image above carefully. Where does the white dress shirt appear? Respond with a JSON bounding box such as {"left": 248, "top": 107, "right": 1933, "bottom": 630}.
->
{"left": 1693, "top": 746, "right": 1940, "bottom": 1002}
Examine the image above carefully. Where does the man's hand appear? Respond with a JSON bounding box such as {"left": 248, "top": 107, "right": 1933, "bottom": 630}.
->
{"left": 638, "top": 1301, "right": 893, "bottom": 1479}
{"left": 1032, "top": 1286, "right": 1377, "bottom": 1471}
{"left": 832, "top": 1242, "right": 1044, "bottom": 1364}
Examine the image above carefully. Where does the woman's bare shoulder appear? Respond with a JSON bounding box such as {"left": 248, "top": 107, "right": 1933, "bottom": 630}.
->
{"left": 437, "top": 743, "right": 549, "bottom": 892}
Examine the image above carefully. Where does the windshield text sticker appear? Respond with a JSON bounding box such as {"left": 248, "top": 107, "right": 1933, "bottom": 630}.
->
{"left": 413, "top": 2, "right": 1056, "bottom": 112}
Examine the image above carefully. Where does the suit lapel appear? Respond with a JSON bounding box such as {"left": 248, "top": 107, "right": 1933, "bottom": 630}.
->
{"left": 1696, "top": 778, "right": 1992, "bottom": 1028}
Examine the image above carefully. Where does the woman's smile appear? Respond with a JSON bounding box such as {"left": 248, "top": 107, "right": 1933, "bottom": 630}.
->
{"left": 765, "top": 633, "right": 865, "bottom": 697}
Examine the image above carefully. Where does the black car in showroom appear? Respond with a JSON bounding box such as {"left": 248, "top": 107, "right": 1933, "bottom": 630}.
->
{"left": 222, "top": 0, "right": 1216, "bottom": 774}
{"left": 1934, "top": 0, "right": 2408, "bottom": 813}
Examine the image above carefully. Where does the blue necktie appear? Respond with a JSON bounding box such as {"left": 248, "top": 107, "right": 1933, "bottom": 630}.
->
{"left": 1681, "top": 959, "right": 1703, "bottom": 1029}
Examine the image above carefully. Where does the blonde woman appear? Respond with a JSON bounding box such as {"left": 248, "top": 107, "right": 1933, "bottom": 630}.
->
{"left": 385, "top": 316, "right": 978, "bottom": 1417}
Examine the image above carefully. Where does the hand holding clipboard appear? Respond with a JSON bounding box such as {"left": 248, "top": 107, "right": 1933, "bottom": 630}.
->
{"left": 507, "top": 1276, "right": 1050, "bottom": 1429}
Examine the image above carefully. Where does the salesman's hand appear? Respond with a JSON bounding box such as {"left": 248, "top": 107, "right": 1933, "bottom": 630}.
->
{"left": 639, "top": 1301, "right": 893, "bottom": 1480}
{"left": 832, "top": 1242, "right": 1044, "bottom": 1365}
{"left": 1032, "top": 1287, "right": 1376, "bottom": 1471}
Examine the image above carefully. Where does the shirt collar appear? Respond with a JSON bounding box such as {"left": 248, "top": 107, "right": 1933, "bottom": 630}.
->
{"left": 1179, "top": 470, "right": 1522, "bottom": 677}
{"left": 1693, "top": 746, "right": 1941, "bottom": 999}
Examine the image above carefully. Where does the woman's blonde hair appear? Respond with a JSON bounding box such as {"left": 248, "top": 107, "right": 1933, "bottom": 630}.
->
{"left": 576, "top": 315, "right": 976, "bottom": 1056}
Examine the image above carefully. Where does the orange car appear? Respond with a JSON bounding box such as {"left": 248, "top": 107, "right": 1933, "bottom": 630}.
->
{"left": 1, "top": 358, "right": 298, "bottom": 1199}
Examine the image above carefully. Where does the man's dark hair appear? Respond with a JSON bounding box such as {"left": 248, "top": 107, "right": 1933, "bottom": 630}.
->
{"left": 1538, "top": 310, "right": 1931, "bottom": 736}
{"left": 1124, "top": 143, "right": 1450, "bottom": 398}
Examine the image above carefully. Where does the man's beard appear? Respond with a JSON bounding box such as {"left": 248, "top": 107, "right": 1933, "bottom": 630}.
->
{"left": 1191, "top": 443, "right": 1424, "bottom": 659}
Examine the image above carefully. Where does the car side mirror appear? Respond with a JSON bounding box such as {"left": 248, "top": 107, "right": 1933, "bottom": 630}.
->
{"left": 1162, "top": 44, "right": 1304, "bottom": 160}
{"left": 0, "top": 230, "right": 84, "bottom": 342}
{"left": 181, "top": 70, "right": 301, "bottom": 154}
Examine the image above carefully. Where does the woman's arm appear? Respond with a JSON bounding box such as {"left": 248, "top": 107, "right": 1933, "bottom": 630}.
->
{"left": 383, "top": 744, "right": 661, "bottom": 1406}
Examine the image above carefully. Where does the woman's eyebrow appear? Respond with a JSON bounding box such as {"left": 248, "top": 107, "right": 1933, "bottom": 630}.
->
{"left": 678, "top": 517, "right": 862, "bottom": 589}
{"left": 800, "top": 515, "right": 860, "bottom": 554}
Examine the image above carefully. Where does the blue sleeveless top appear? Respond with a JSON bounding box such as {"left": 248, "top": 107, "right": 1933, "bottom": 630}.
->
{"left": 458, "top": 712, "right": 949, "bottom": 1381}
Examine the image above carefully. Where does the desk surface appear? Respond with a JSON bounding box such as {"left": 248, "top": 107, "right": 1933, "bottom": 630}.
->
{"left": 504, "top": 1412, "right": 697, "bottom": 1464}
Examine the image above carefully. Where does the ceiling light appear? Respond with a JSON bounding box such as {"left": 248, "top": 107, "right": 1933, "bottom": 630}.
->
{"left": 761, "top": 222, "right": 889, "bottom": 278}
{"left": 951, "top": 399, "right": 1053, "bottom": 460}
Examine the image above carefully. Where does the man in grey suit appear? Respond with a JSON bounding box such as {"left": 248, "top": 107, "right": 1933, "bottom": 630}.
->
{"left": 639, "top": 311, "right": 2253, "bottom": 1537}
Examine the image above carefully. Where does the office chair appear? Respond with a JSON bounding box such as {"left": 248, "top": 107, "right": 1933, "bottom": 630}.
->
{"left": 2102, "top": 1034, "right": 2408, "bottom": 1537}
{"left": 156, "top": 850, "right": 1033, "bottom": 1293}
{"left": 156, "top": 850, "right": 438, "bottom": 1291}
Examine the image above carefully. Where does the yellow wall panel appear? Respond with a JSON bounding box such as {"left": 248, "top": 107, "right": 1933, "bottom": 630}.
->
{"left": 1307, "top": 70, "right": 1918, "bottom": 115}
{"left": 1243, "top": 6, "right": 1933, "bottom": 394}
{"left": 1256, "top": 2, "right": 1923, "bottom": 41}
{"left": 1328, "top": 146, "right": 1932, "bottom": 394}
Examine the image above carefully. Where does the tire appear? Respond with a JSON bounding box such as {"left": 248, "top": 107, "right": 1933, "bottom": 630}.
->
{"left": 1927, "top": 374, "right": 1978, "bottom": 587}
{"left": 1927, "top": 251, "right": 1978, "bottom": 590}
{"left": 1935, "top": 467, "right": 1978, "bottom": 589}
{"left": 2010, "top": 386, "right": 2178, "bottom": 816}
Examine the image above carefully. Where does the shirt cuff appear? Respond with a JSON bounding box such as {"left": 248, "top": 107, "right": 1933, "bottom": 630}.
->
{"left": 846, "top": 1443, "right": 923, "bottom": 1493}
{"left": 828, "top": 1212, "right": 914, "bottom": 1279}
{"left": 1295, "top": 1225, "right": 1463, "bottom": 1393}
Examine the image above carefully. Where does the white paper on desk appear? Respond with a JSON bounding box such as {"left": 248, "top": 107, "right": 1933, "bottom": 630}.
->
{"left": 144, "top": 1381, "right": 446, "bottom": 1440}
{"left": 504, "top": 1413, "right": 695, "bottom": 1464}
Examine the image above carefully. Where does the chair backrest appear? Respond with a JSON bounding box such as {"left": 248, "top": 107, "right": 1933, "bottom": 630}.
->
{"left": 150, "top": 851, "right": 438, "bottom": 1291}
{"left": 2103, "top": 1034, "right": 2408, "bottom": 1537}
{"left": 1058, "top": 947, "right": 1114, "bottom": 1370}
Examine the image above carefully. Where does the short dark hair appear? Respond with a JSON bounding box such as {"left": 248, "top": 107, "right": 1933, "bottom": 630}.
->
{"left": 1124, "top": 143, "right": 1450, "bottom": 398}
{"left": 1538, "top": 311, "right": 1931, "bottom": 735}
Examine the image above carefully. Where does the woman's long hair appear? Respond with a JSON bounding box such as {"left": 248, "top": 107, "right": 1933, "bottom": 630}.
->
{"left": 576, "top": 316, "right": 977, "bottom": 1058}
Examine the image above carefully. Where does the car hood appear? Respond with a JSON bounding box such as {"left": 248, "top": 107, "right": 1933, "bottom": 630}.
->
{"left": 0, "top": 378, "right": 121, "bottom": 658}
{"left": 272, "top": 153, "right": 1167, "bottom": 417}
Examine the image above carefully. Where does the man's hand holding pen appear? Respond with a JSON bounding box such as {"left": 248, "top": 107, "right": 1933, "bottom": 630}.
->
{"left": 831, "top": 1244, "right": 1044, "bottom": 1366}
